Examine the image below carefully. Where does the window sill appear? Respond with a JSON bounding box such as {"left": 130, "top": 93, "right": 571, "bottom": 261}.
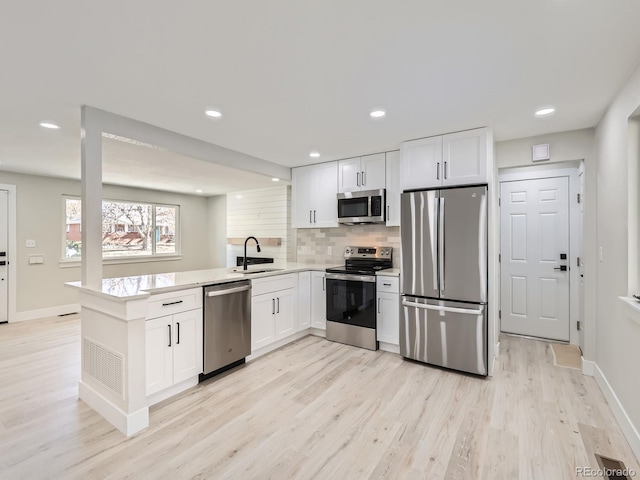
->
{"left": 59, "top": 255, "right": 183, "bottom": 268}
{"left": 619, "top": 296, "right": 640, "bottom": 325}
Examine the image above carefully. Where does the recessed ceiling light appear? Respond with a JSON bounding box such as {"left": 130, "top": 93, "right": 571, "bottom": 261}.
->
{"left": 535, "top": 107, "right": 555, "bottom": 117}
{"left": 272, "top": 178, "right": 280, "bottom": 182}
{"left": 205, "top": 110, "right": 222, "bottom": 118}
{"left": 370, "top": 110, "right": 386, "bottom": 118}
{"left": 309, "top": 152, "right": 320, "bottom": 158}
{"left": 236, "top": 194, "right": 243, "bottom": 199}
{"left": 39, "top": 122, "right": 60, "bottom": 129}
{"left": 195, "top": 189, "right": 203, "bottom": 194}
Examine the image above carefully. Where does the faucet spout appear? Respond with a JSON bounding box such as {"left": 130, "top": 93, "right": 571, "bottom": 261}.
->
{"left": 243, "top": 236, "right": 261, "bottom": 270}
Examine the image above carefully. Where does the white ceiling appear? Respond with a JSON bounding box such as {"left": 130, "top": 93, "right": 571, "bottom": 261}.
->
{"left": 1, "top": 0, "right": 640, "bottom": 193}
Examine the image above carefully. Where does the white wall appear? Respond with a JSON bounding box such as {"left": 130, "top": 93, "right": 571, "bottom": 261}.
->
{"left": 226, "top": 185, "right": 292, "bottom": 267}
{"left": 495, "top": 128, "right": 597, "bottom": 360}
{"left": 594, "top": 60, "right": 640, "bottom": 446}
{"left": 0, "top": 171, "right": 214, "bottom": 316}
{"left": 207, "top": 195, "right": 227, "bottom": 268}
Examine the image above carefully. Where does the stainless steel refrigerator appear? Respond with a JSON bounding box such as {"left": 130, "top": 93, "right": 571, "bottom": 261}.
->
{"left": 400, "top": 185, "right": 488, "bottom": 375}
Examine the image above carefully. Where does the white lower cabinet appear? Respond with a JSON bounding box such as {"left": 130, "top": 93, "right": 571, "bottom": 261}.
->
{"left": 376, "top": 276, "right": 399, "bottom": 345}
{"left": 297, "top": 271, "right": 311, "bottom": 330}
{"left": 310, "top": 271, "right": 326, "bottom": 330}
{"left": 145, "top": 308, "right": 203, "bottom": 396}
{"left": 251, "top": 274, "right": 298, "bottom": 352}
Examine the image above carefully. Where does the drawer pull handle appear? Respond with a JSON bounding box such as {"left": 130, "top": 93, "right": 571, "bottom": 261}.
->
{"left": 383, "top": 283, "right": 391, "bottom": 286}
{"left": 168, "top": 325, "right": 172, "bottom": 347}
{"left": 162, "top": 300, "right": 184, "bottom": 307}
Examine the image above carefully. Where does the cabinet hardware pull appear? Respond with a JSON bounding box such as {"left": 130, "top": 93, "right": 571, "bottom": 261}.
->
{"left": 377, "top": 298, "right": 381, "bottom": 314}
{"left": 444, "top": 161, "right": 448, "bottom": 179}
{"left": 357, "top": 172, "right": 360, "bottom": 186}
{"left": 323, "top": 276, "right": 325, "bottom": 291}
{"left": 176, "top": 322, "right": 180, "bottom": 344}
{"left": 313, "top": 210, "right": 316, "bottom": 223}
{"left": 162, "top": 300, "right": 183, "bottom": 307}
{"left": 362, "top": 171, "right": 366, "bottom": 186}
{"left": 387, "top": 205, "right": 390, "bottom": 221}
{"left": 277, "top": 297, "right": 280, "bottom": 314}
{"left": 437, "top": 162, "right": 440, "bottom": 180}
{"left": 309, "top": 210, "right": 312, "bottom": 223}
{"left": 168, "top": 325, "right": 172, "bottom": 347}
{"left": 383, "top": 283, "right": 391, "bottom": 286}
{"left": 272, "top": 298, "right": 275, "bottom": 315}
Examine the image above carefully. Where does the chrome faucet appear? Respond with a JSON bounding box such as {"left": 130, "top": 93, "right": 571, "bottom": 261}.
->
{"left": 243, "top": 236, "right": 261, "bottom": 270}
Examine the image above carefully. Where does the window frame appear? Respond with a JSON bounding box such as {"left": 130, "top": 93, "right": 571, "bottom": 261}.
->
{"left": 61, "top": 195, "right": 181, "bottom": 264}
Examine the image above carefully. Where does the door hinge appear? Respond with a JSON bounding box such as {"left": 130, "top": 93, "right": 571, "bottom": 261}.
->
{"left": 577, "top": 193, "right": 581, "bottom": 204}
{"left": 577, "top": 257, "right": 581, "bottom": 267}
{"left": 499, "top": 253, "right": 501, "bottom": 263}
{"left": 498, "top": 197, "right": 501, "bottom": 206}
{"left": 499, "top": 310, "right": 502, "bottom": 319}
{"left": 577, "top": 320, "right": 581, "bottom": 331}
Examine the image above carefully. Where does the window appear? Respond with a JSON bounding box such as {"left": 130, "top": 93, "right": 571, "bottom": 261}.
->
{"left": 63, "top": 196, "right": 179, "bottom": 260}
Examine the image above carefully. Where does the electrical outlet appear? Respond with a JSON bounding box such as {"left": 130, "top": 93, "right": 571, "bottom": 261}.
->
{"left": 327, "top": 246, "right": 332, "bottom": 255}
{"left": 26, "top": 239, "right": 36, "bottom": 248}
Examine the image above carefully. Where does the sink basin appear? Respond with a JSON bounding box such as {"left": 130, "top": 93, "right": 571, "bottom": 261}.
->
{"left": 233, "top": 268, "right": 284, "bottom": 275}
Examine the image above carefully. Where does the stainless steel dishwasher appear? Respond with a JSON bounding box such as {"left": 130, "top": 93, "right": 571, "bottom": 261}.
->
{"left": 201, "top": 280, "right": 251, "bottom": 381}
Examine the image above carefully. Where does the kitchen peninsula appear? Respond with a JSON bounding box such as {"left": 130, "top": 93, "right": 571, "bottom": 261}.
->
{"left": 67, "top": 263, "right": 330, "bottom": 436}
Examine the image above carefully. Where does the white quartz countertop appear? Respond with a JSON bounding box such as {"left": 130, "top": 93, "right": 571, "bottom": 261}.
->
{"left": 66, "top": 263, "right": 334, "bottom": 300}
{"left": 376, "top": 268, "right": 400, "bottom": 277}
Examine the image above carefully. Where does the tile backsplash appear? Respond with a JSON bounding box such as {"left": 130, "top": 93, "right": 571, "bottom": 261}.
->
{"left": 296, "top": 225, "right": 401, "bottom": 267}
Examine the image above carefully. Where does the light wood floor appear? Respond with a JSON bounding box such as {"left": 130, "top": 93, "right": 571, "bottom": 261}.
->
{"left": 1, "top": 315, "right": 638, "bottom": 480}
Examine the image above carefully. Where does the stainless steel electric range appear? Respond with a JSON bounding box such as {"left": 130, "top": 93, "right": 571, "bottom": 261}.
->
{"left": 325, "top": 246, "right": 393, "bottom": 350}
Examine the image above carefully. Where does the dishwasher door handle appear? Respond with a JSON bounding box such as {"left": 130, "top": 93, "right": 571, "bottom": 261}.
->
{"left": 206, "top": 285, "right": 252, "bottom": 297}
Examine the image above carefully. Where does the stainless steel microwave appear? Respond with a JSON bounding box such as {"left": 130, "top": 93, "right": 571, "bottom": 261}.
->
{"left": 337, "top": 189, "right": 386, "bottom": 225}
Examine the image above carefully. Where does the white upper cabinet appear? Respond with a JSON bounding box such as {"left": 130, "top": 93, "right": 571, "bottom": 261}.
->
{"left": 292, "top": 161, "right": 338, "bottom": 228}
{"left": 338, "top": 153, "right": 386, "bottom": 193}
{"left": 441, "top": 129, "right": 488, "bottom": 187}
{"left": 401, "top": 127, "right": 490, "bottom": 190}
{"left": 385, "top": 151, "right": 401, "bottom": 226}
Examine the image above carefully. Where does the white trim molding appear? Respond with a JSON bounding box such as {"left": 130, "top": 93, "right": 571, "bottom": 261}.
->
{"left": 593, "top": 363, "right": 640, "bottom": 460}
{"left": 0, "top": 183, "right": 17, "bottom": 323}
{"left": 581, "top": 358, "right": 595, "bottom": 376}
{"left": 12, "top": 303, "right": 80, "bottom": 323}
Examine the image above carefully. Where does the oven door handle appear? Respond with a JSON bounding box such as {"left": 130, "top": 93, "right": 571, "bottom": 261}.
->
{"left": 325, "top": 272, "right": 376, "bottom": 283}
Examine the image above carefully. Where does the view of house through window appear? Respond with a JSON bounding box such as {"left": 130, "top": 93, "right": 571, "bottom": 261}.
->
{"left": 64, "top": 197, "right": 178, "bottom": 259}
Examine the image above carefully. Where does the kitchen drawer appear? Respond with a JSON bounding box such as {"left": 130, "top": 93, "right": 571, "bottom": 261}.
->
{"left": 377, "top": 276, "right": 399, "bottom": 294}
{"left": 251, "top": 273, "right": 297, "bottom": 296}
{"left": 147, "top": 288, "right": 203, "bottom": 319}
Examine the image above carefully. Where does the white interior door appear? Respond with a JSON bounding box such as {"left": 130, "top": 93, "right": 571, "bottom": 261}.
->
{"left": 0, "top": 190, "right": 8, "bottom": 323}
{"left": 578, "top": 169, "right": 585, "bottom": 351}
{"left": 500, "top": 177, "right": 570, "bottom": 341}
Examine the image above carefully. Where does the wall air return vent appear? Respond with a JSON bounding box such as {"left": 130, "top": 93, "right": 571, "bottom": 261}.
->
{"left": 83, "top": 338, "right": 125, "bottom": 399}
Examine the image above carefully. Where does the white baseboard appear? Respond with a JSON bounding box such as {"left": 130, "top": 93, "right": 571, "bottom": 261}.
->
{"left": 379, "top": 342, "right": 400, "bottom": 354}
{"left": 12, "top": 303, "right": 80, "bottom": 322}
{"left": 592, "top": 363, "right": 640, "bottom": 461}
{"left": 147, "top": 377, "right": 199, "bottom": 407}
{"left": 79, "top": 380, "right": 148, "bottom": 437}
{"left": 581, "top": 358, "right": 595, "bottom": 376}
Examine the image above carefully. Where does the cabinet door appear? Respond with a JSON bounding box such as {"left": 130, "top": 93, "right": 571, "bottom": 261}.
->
{"left": 361, "top": 153, "right": 386, "bottom": 190}
{"left": 251, "top": 293, "right": 276, "bottom": 351}
{"left": 292, "top": 166, "right": 313, "bottom": 228}
{"left": 377, "top": 292, "right": 400, "bottom": 345}
{"left": 311, "top": 161, "right": 338, "bottom": 228}
{"left": 172, "top": 308, "right": 203, "bottom": 384}
{"left": 274, "top": 289, "right": 296, "bottom": 340}
{"left": 442, "top": 128, "right": 488, "bottom": 186}
{"left": 297, "top": 272, "right": 311, "bottom": 330}
{"left": 310, "top": 272, "right": 326, "bottom": 329}
{"left": 385, "top": 151, "right": 401, "bottom": 226}
{"left": 401, "top": 136, "right": 443, "bottom": 190}
{"left": 338, "top": 157, "right": 361, "bottom": 193}
{"left": 145, "top": 316, "right": 173, "bottom": 396}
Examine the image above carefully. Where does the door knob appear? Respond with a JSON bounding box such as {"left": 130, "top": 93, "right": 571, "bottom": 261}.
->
{"left": 554, "top": 265, "right": 568, "bottom": 271}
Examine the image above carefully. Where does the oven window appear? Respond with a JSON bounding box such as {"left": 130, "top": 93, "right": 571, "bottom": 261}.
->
{"left": 338, "top": 197, "right": 369, "bottom": 218}
{"left": 326, "top": 278, "right": 376, "bottom": 328}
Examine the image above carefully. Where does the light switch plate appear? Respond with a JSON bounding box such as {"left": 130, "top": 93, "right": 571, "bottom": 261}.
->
{"left": 26, "top": 239, "right": 36, "bottom": 248}
{"left": 28, "top": 255, "right": 44, "bottom": 265}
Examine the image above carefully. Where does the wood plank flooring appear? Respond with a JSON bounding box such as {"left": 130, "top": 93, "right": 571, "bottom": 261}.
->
{"left": 1, "top": 315, "right": 638, "bottom": 479}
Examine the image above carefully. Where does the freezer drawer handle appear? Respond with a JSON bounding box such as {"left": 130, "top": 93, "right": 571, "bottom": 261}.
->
{"left": 402, "top": 300, "right": 484, "bottom": 315}
{"left": 206, "top": 285, "right": 252, "bottom": 297}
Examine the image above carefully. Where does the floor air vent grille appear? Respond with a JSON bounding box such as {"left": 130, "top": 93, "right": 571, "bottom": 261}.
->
{"left": 83, "top": 338, "right": 125, "bottom": 399}
{"left": 594, "top": 454, "right": 632, "bottom": 480}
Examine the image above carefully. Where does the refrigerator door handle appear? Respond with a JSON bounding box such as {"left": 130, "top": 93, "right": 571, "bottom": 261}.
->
{"left": 402, "top": 299, "right": 484, "bottom": 315}
{"left": 439, "top": 197, "right": 445, "bottom": 295}
{"left": 430, "top": 196, "right": 439, "bottom": 291}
